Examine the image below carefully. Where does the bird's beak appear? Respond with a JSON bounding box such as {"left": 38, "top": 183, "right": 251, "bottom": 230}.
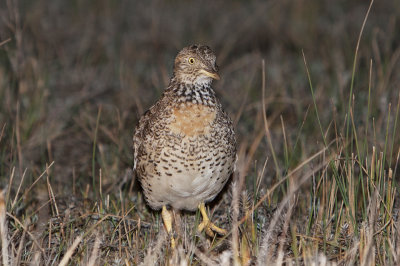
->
{"left": 199, "top": 69, "right": 220, "bottom": 80}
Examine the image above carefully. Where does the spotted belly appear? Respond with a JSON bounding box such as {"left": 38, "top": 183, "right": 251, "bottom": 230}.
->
{"left": 138, "top": 135, "right": 235, "bottom": 211}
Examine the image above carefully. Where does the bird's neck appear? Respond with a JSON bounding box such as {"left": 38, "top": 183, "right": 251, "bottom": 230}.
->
{"left": 166, "top": 78, "right": 217, "bottom": 107}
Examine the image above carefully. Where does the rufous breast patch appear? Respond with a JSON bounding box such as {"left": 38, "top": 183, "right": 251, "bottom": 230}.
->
{"left": 168, "top": 104, "right": 216, "bottom": 137}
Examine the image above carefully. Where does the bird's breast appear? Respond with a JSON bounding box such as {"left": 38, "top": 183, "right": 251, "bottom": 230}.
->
{"left": 168, "top": 103, "right": 216, "bottom": 137}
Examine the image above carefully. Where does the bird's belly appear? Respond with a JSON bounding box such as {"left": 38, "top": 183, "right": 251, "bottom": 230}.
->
{"left": 141, "top": 135, "right": 235, "bottom": 211}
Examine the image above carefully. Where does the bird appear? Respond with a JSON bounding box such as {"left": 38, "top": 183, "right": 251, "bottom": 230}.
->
{"left": 133, "top": 44, "right": 236, "bottom": 247}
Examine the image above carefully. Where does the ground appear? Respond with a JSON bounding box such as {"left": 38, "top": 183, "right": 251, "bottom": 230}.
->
{"left": 0, "top": 0, "right": 399, "bottom": 265}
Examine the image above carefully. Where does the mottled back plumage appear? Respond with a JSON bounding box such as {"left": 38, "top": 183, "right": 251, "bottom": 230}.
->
{"left": 133, "top": 45, "right": 236, "bottom": 211}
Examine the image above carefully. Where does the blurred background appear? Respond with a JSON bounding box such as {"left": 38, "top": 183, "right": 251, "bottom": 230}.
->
{"left": 1, "top": 0, "right": 398, "bottom": 190}
{"left": 0, "top": 0, "right": 399, "bottom": 262}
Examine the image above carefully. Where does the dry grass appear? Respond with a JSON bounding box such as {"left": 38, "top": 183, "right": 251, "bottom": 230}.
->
{"left": 0, "top": 0, "right": 400, "bottom": 265}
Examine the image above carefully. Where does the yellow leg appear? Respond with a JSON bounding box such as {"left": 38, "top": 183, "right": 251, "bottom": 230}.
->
{"left": 197, "top": 202, "right": 227, "bottom": 237}
{"left": 162, "top": 206, "right": 176, "bottom": 249}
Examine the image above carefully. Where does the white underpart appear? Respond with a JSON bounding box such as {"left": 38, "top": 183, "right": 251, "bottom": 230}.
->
{"left": 148, "top": 139, "right": 234, "bottom": 211}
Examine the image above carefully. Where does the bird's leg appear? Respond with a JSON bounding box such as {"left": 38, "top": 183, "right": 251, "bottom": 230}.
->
{"left": 197, "top": 202, "right": 227, "bottom": 237}
{"left": 162, "top": 205, "right": 175, "bottom": 249}
{"left": 173, "top": 209, "right": 182, "bottom": 236}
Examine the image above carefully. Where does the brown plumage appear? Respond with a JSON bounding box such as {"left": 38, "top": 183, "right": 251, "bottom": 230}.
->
{"left": 133, "top": 45, "right": 236, "bottom": 241}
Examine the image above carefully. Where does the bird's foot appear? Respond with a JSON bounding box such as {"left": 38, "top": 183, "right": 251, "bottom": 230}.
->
{"left": 197, "top": 202, "right": 227, "bottom": 237}
{"left": 162, "top": 206, "right": 176, "bottom": 249}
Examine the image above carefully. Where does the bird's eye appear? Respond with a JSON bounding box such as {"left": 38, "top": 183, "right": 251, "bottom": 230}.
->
{"left": 188, "top": 58, "right": 195, "bottom": 64}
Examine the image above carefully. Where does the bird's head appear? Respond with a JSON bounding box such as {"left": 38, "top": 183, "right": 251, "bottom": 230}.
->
{"left": 173, "top": 45, "right": 220, "bottom": 86}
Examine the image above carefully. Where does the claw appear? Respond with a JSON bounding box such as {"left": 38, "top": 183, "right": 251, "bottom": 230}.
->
{"left": 197, "top": 202, "right": 227, "bottom": 237}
